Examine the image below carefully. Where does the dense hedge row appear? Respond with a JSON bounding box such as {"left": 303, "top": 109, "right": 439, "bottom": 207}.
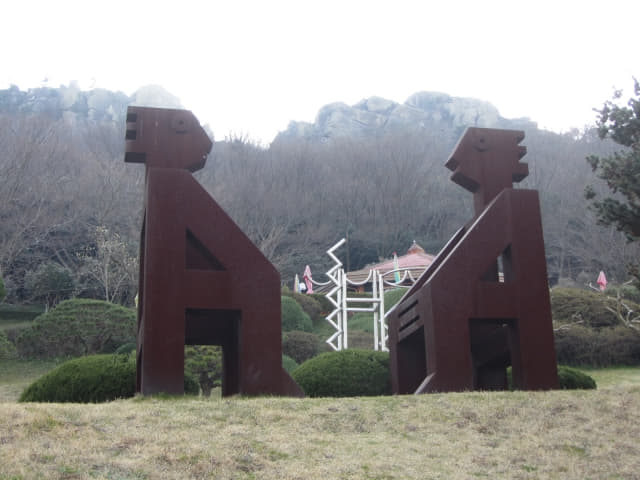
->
{"left": 555, "top": 325, "right": 640, "bottom": 366}
{"left": 16, "top": 299, "right": 136, "bottom": 359}
{"left": 551, "top": 287, "right": 640, "bottom": 366}
{"left": 551, "top": 287, "right": 640, "bottom": 328}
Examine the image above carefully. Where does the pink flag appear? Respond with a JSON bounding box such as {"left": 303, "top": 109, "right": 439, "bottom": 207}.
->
{"left": 303, "top": 265, "right": 314, "bottom": 294}
{"left": 597, "top": 271, "right": 607, "bottom": 291}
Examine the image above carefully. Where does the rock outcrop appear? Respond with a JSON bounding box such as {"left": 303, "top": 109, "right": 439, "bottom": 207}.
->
{"left": 276, "top": 91, "right": 535, "bottom": 142}
{"left": 0, "top": 84, "right": 182, "bottom": 125}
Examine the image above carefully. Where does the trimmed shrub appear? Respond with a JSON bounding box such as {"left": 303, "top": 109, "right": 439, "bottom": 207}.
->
{"left": 551, "top": 287, "right": 640, "bottom": 328}
{"left": 184, "top": 345, "right": 222, "bottom": 397}
{"left": 0, "top": 329, "right": 16, "bottom": 360}
{"left": 554, "top": 325, "right": 640, "bottom": 366}
{"left": 282, "top": 354, "right": 299, "bottom": 373}
{"left": 309, "top": 293, "right": 333, "bottom": 314}
{"left": 183, "top": 372, "right": 200, "bottom": 395}
{"left": 16, "top": 299, "right": 136, "bottom": 359}
{"left": 281, "top": 296, "right": 312, "bottom": 332}
{"left": 290, "top": 293, "right": 324, "bottom": 326}
{"left": 292, "top": 349, "right": 391, "bottom": 397}
{"left": 19, "top": 354, "right": 136, "bottom": 403}
{"left": 557, "top": 365, "right": 597, "bottom": 390}
{"left": 551, "top": 287, "right": 640, "bottom": 366}
{"left": 612, "top": 284, "right": 640, "bottom": 304}
{"left": 19, "top": 353, "right": 199, "bottom": 402}
{"left": 282, "top": 330, "right": 321, "bottom": 363}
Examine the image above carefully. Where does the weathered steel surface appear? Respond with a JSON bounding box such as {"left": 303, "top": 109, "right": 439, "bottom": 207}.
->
{"left": 125, "top": 106, "right": 303, "bottom": 397}
{"left": 388, "top": 127, "right": 558, "bottom": 393}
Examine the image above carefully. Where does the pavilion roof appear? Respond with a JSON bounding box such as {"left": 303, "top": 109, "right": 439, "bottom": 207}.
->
{"left": 346, "top": 241, "right": 435, "bottom": 284}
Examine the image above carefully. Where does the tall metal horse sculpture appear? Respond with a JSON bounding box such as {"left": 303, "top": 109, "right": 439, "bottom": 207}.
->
{"left": 388, "top": 127, "right": 558, "bottom": 393}
{"left": 125, "top": 106, "right": 302, "bottom": 397}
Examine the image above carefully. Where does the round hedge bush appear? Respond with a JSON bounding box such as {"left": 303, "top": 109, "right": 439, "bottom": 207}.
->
{"left": 16, "top": 299, "right": 136, "bottom": 359}
{"left": 282, "top": 330, "right": 321, "bottom": 363}
{"left": 556, "top": 365, "right": 597, "bottom": 390}
{"left": 282, "top": 292, "right": 324, "bottom": 326}
{"left": 19, "top": 354, "right": 136, "bottom": 403}
{"left": 292, "top": 349, "right": 390, "bottom": 397}
{"left": 19, "top": 354, "right": 199, "bottom": 402}
{"left": 281, "top": 296, "right": 312, "bottom": 332}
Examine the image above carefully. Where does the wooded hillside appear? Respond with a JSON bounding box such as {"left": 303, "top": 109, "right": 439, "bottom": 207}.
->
{"left": 0, "top": 84, "right": 635, "bottom": 306}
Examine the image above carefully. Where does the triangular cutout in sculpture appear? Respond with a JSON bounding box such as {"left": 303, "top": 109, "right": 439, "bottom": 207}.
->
{"left": 185, "top": 229, "right": 226, "bottom": 271}
{"left": 480, "top": 245, "right": 513, "bottom": 283}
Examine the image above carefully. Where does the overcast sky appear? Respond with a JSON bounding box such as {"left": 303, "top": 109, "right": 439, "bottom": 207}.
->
{"left": 2, "top": 0, "right": 638, "bottom": 144}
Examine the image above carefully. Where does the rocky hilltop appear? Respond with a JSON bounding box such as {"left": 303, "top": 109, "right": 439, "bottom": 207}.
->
{"left": 0, "top": 83, "right": 182, "bottom": 123}
{"left": 276, "top": 91, "right": 536, "bottom": 142}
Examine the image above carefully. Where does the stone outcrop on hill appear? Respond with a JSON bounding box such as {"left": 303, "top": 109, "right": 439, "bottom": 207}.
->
{"left": 276, "top": 91, "right": 535, "bottom": 142}
{"left": 0, "top": 84, "right": 181, "bottom": 124}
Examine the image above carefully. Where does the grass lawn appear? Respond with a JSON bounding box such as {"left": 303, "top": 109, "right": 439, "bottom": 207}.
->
{"left": 0, "top": 303, "right": 44, "bottom": 322}
{"left": 582, "top": 366, "right": 640, "bottom": 390}
{"left": 0, "top": 359, "right": 60, "bottom": 403}
{"left": 0, "top": 362, "right": 638, "bottom": 479}
{"left": 0, "top": 303, "right": 43, "bottom": 336}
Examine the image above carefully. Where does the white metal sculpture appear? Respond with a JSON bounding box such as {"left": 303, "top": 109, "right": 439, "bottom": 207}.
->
{"left": 324, "top": 238, "right": 346, "bottom": 351}
{"left": 307, "top": 239, "right": 422, "bottom": 352}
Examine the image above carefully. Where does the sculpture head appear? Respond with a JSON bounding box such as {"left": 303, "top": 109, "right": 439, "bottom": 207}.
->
{"left": 124, "top": 106, "right": 212, "bottom": 172}
{"left": 446, "top": 127, "right": 528, "bottom": 213}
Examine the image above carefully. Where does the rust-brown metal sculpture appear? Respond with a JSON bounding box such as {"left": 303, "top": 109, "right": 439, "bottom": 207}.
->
{"left": 388, "top": 127, "right": 558, "bottom": 393}
{"left": 125, "top": 106, "right": 303, "bottom": 397}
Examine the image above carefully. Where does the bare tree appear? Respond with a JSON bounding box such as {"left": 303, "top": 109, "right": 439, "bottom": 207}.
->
{"left": 77, "top": 225, "right": 137, "bottom": 305}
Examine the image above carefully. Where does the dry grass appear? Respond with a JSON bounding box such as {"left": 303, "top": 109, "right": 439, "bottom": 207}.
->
{"left": 1, "top": 383, "right": 639, "bottom": 480}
